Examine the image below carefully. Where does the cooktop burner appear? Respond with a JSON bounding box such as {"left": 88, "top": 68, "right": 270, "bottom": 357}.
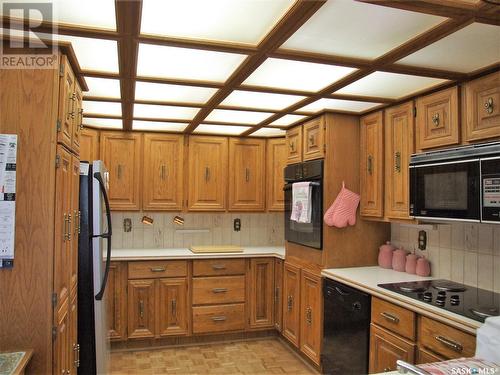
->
{"left": 378, "top": 279, "right": 500, "bottom": 323}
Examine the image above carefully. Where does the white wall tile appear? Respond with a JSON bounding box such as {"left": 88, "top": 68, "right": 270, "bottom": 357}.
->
{"left": 494, "top": 256, "right": 500, "bottom": 293}
{"left": 463, "top": 251, "right": 478, "bottom": 287}
{"left": 439, "top": 225, "right": 451, "bottom": 249}
{"left": 477, "top": 254, "right": 494, "bottom": 290}
{"left": 478, "top": 224, "right": 494, "bottom": 254}
{"left": 438, "top": 248, "right": 451, "bottom": 280}
{"left": 451, "top": 250, "right": 464, "bottom": 284}
{"left": 465, "top": 223, "right": 479, "bottom": 252}
{"left": 451, "top": 223, "right": 465, "bottom": 251}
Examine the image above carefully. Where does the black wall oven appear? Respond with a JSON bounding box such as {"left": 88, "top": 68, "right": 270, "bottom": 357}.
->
{"left": 410, "top": 142, "right": 500, "bottom": 223}
{"left": 284, "top": 159, "right": 323, "bottom": 249}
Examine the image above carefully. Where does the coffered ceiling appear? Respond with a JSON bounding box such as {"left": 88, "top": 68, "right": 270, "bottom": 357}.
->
{"left": 2, "top": 0, "right": 499, "bottom": 137}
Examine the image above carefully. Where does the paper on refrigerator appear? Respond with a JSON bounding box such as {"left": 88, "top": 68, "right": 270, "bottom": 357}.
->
{"left": 0, "top": 134, "right": 17, "bottom": 268}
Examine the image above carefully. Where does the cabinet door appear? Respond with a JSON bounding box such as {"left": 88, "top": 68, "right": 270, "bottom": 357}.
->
{"left": 107, "top": 262, "right": 127, "bottom": 341}
{"left": 266, "top": 138, "right": 287, "bottom": 211}
{"left": 228, "top": 138, "right": 265, "bottom": 211}
{"left": 416, "top": 86, "right": 459, "bottom": 150}
{"left": 80, "top": 128, "right": 100, "bottom": 162}
{"left": 158, "top": 278, "right": 188, "bottom": 336}
{"left": 384, "top": 101, "right": 414, "bottom": 220}
{"left": 282, "top": 262, "right": 300, "bottom": 347}
{"left": 69, "top": 291, "right": 79, "bottom": 372}
{"left": 143, "top": 134, "right": 184, "bottom": 211}
{"left": 369, "top": 324, "right": 416, "bottom": 373}
{"left": 57, "top": 55, "right": 75, "bottom": 149}
{"left": 248, "top": 258, "right": 274, "bottom": 329}
{"left": 299, "top": 269, "right": 322, "bottom": 365}
{"left": 463, "top": 71, "right": 500, "bottom": 142}
{"left": 274, "top": 259, "right": 283, "bottom": 332}
{"left": 417, "top": 348, "right": 445, "bottom": 365}
{"left": 188, "top": 136, "right": 228, "bottom": 211}
{"left": 100, "top": 132, "right": 142, "bottom": 210}
{"left": 128, "top": 279, "right": 155, "bottom": 339}
{"left": 72, "top": 83, "right": 83, "bottom": 156}
{"left": 360, "top": 111, "right": 384, "bottom": 217}
{"left": 286, "top": 126, "right": 302, "bottom": 164}
{"left": 70, "top": 155, "right": 80, "bottom": 295}
{"left": 303, "top": 117, "right": 325, "bottom": 161}
{"left": 54, "top": 300, "right": 71, "bottom": 375}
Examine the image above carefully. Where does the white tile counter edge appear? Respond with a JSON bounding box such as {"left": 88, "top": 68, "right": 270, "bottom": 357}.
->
{"left": 322, "top": 266, "right": 482, "bottom": 334}
{"left": 110, "top": 246, "right": 285, "bottom": 261}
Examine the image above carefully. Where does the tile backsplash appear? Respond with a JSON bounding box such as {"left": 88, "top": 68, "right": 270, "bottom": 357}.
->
{"left": 391, "top": 222, "right": 500, "bottom": 293}
{"left": 111, "top": 212, "right": 284, "bottom": 249}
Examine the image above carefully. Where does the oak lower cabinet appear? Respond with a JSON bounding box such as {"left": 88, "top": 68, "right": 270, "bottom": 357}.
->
{"left": 283, "top": 262, "right": 300, "bottom": 347}
{"left": 299, "top": 269, "right": 322, "bottom": 365}
{"left": 248, "top": 258, "right": 275, "bottom": 329}
{"left": 266, "top": 138, "right": 287, "bottom": 211}
{"left": 274, "top": 259, "right": 284, "bottom": 331}
{"left": 158, "top": 278, "right": 189, "bottom": 336}
{"left": 80, "top": 127, "right": 100, "bottom": 162}
{"left": 128, "top": 279, "right": 156, "bottom": 339}
{"left": 369, "top": 324, "right": 416, "bottom": 373}
{"left": 107, "top": 262, "right": 127, "bottom": 341}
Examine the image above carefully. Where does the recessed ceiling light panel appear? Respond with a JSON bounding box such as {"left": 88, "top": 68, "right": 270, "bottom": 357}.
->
{"left": 133, "top": 120, "right": 188, "bottom": 132}
{"left": 134, "top": 103, "right": 200, "bottom": 120}
{"left": 135, "top": 81, "right": 217, "bottom": 103}
{"left": 221, "top": 90, "right": 305, "bottom": 111}
{"left": 83, "top": 117, "right": 122, "bottom": 129}
{"left": 83, "top": 101, "right": 122, "bottom": 116}
{"left": 269, "top": 114, "right": 307, "bottom": 126}
{"left": 84, "top": 77, "right": 121, "bottom": 98}
{"left": 250, "top": 128, "right": 286, "bottom": 137}
{"left": 299, "top": 98, "right": 381, "bottom": 113}
{"left": 205, "top": 109, "right": 274, "bottom": 125}
{"left": 194, "top": 124, "right": 251, "bottom": 135}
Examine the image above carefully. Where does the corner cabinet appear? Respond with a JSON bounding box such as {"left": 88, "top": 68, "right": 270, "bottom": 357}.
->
{"left": 266, "top": 138, "right": 287, "bottom": 211}
{"left": 100, "top": 131, "right": 142, "bottom": 211}
{"left": 188, "top": 136, "right": 228, "bottom": 211}
{"left": 80, "top": 128, "right": 100, "bottom": 162}
{"left": 248, "top": 258, "right": 275, "bottom": 329}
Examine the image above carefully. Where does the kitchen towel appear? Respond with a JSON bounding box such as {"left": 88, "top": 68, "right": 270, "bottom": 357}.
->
{"left": 290, "top": 181, "right": 312, "bottom": 223}
{"left": 475, "top": 315, "right": 500, "bottom": 364}
{"left": 324, "top": 181, "right": 360, "bottom": 228}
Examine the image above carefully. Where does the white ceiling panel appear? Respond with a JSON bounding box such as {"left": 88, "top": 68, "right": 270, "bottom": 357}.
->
{"left": 84, "top": 77, "right": 121, "bottom": 98}
{"left": 83, "top": 117, "right": 122, "bottom": 129}
{"left": 282, "top": 0, "right": 445, "bottom": 59}
{"left": 250, "top": 128, "right": 286, "bottom": 137}
{"left": 221, "top": 90, "right": 305, "bottom": 111}
{"left": 134, "top": 104, "right": 200, "bottom": 120}
{"left": 137, "top": 44, "right": 247, "bottom": 82}
{"left": 83, "top": 101, "right": 122, "bottom": 116}
{"left": 336, "top": 72, "right": 448, "bottom": 99}
{"left": 269, "top": 114, "right": 307, "bottom": 126}
{"left": 135, "top": 81, "right": 218, "bottom": 103}
{"left": 194, "top": 124, "right": 251, "bottom": 135}
{"left": 398, "top": 23, "right": 500, "bottom": 73}
{"left": 300, "top": 98, "right": 381, "bottom": 113}
{"left": 141, "top": 0, "right": 293, "bottom": 45}
{"left": 132, "top": 120, "right": 188, "bottom": 132}
{"left": 205, "top": 109, "right": 273, "bottom": 125}
{"left": 243, "top": 58, "right": 356, "bottom": 92}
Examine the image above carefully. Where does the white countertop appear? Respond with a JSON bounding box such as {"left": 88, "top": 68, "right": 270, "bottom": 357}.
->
{"left": 322, "top": 266, "right": 482, "bottom": 333}
{"left": 111, "top": 246, "right": 285, "bottom": 261}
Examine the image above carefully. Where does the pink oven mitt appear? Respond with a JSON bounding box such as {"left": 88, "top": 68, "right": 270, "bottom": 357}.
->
{"left": 324, "top": 182, "right": 360, "bottom": 228}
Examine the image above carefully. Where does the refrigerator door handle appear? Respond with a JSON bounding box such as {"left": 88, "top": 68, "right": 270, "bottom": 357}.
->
{"left": 93, "top": 171, "right": 112, "bottom": 301}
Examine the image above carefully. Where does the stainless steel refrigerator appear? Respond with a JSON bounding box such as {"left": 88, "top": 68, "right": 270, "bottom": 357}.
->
{"left": 78, "top": 160, "right": 112, "bottom": 374}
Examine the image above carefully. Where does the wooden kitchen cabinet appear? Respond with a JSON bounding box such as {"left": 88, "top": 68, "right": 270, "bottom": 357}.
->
{"left": 282, "top": 262, "right": 300, "bottom": 347}
{"left": 417, "top": 348, "right": 445, "bottom": 364}
{"left": 286, "top": 126, "right": 302, "bottom": 164}
{"left": 158, "top": 278, "right": 189, "bottom": 336}
{"left": 360, "top": 111, "right": 384, "bottom": 218}
{"left": 463, "top": 71, "right": 500, "bottom": 142}
{"left": 70, "top": 155, "right": 80, "bottom": 296}
{"left": 228, "top": 138, "right": 266, "bottom": 211}
{"left": 54, "top": 300, "right": 71, "bottom": 375}
{"left": 299, "top": 269, "right": 322, "bottom": 365}
{"left": 100, "top": 131, "right": 142, "bottom": 211}
{"left": 128, "top": 279, "right": 156, "bottom": 339}
{"left": 274, "top": 259, "right": 283, "bottom": 332}
{"left": 416, "top": 86, "right": 459, "bottom": 151}
{"left": 369, "top": 324, "right": 416, "bottom": 373}
{"left": 72, "top": 82, "right": 83, "bottom": 156}
{"left": 69, "top": 291, "right": 79, "bottom": 372}
{"left": 143, "top": 134, "right": 184, "bottom": 211}
{"left": 248, "top": 258, "right": 275, "bottom": 329}
{"left": 107, "top": 262, "right": 128, "bottom": 341}
{"left": 266, "top": 138, "right": 287, "bottom": 211}
{"left": 188, "top": 136, "right": 228, "bottom": 211}
{"left": 57, "top": 55, "right": 76, "bottom": 151}
{"left": 384, "top": 101, "right": 414, "bottom": 220}
{"left": 80, "top": 127, "right": 100, "bottom": 162}
{"left": 302, "top": 117, "right": 325, "bottom": 161}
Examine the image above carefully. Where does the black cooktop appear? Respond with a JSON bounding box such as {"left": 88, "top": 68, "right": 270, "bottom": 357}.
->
{"left": 378, "top": 279, "right": 500, "bottom": 323}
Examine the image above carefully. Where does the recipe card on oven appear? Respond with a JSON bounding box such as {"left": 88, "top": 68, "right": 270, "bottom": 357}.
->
{"left": 0, "top": 134, "right": 17, "bottom": 268}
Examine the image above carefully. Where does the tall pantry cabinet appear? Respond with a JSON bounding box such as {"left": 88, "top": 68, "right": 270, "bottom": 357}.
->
{"left": 0, "top": 45, "right": 84, "bottom": 375}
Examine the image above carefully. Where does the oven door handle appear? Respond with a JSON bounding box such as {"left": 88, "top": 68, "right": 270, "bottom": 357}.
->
{"left": 283, "top": 181, "right": 321, "bottom": 191}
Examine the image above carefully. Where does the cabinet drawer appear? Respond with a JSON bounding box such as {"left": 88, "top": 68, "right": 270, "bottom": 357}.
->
{"left": 193, "top": 259, "right": 245, "bottom": 276}
{"left": 372, "top": 297, "right": 416, "bottom": 341}
{"left": 128, "top": 260, "right": 187, "bottom": 279}
{"left": 192, "top": 303, "right": 245, "bottom": 334}
{"left": 192, "top": 276, "right": 245, "bottom": 305}
{"left": 419, "top": 316, "right": 475, "bottom": 359}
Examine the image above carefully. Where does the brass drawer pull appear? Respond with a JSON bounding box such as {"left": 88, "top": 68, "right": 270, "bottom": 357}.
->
{"left": 367, "top": 155, "right": 373, "bottom": 175}
{"left": 394, "top": 151, "right": 401, "bottom": 173}
{"left": 212, "top": 288, "right": 228, "bottom": 293}
{"left": 73, "top": 343, "right": 80, "bottom": 368}
{"left": 435, "top": 335, "right": 463, "bottom": 352}
{"left": 171, "top": 299, "right": 177, "bottom": 318}
{"left": 150, "top": 267, "right": 166, "bottom": 272}
{"left": 245, "top": 167, "right": 250, "bottom": 182}
{"left": 66, "top": 213, "right": 72, "bottom": 241}
{"left": 305, "top": 307, "right": 312, "bottom": 325}
{"left": 485, "top": 97, "right": 494, "bottom": 114}
{"left": 211, "top": 316, "right": 227, "bottom": 322}
{"left": 432, "top": 113, "right": 440, "bottom": 126}
{"left": 380, "top": 312, "right": 400, "bottom": 323}
{"left": 212, "top": 264, "right": 226, "bottom": 270}
{"left": 287, "top": 295, "right": 293, "bottom": 311}
{"left": 139, "top": 300, "right": 144, "bottom": 319}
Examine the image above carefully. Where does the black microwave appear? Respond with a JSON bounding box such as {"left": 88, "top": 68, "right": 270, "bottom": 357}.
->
{"left": 410, "top": 142, "right": 500, "bottom": 224}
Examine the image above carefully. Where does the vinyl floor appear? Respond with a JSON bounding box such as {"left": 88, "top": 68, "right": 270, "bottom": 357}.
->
{"left": 110, "top": 338, "right": 317, "bottom": 374}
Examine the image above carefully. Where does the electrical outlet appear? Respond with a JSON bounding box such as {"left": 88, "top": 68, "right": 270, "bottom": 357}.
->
{"left": 234, "top": 218, "right": 241, "bottom": 232}
{"left": 418, "top": 230, "right": 427, "bottom": 250}
{"left": 123, "top": 218, "right": 132, "bottom": 232}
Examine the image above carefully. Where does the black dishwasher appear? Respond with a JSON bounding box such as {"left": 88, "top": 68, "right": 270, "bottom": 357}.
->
{"left": 322, "top": 279, "right": 371, "bottom": 375}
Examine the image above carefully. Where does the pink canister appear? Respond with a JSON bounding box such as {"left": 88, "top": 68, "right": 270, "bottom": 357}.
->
{"left": 392, "top": 248, "right": 408, "bottom": 272}
{"left": 416, "top": 257, "right": 431, "bottom": 277}
{"left": 378, "top": 241, "right": 396, "bottom": 269}
{"left": 405, "top": 254, "right": 418, "bottom": 274}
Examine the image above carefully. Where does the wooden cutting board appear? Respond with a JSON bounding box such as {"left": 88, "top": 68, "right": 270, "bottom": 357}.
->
{"left": 189, "top": 245, "right": 243, "bottom": 253}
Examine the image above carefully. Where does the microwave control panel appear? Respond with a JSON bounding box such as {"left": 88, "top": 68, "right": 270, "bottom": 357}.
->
{"left": 483, "top": 178, "right": 500, "bottom": 208}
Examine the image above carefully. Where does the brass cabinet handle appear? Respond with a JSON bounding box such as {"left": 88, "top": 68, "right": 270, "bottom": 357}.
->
{"left": 289, "top": 141, "right": 295, "bottom": 152}
{"left": 394, "top": 151, "right": 401, "bottom": 173}
{"left": 63, "top": 213, "right": 68, "bottom": 241}
{"left": 204, "top": 166, "right": 210, "bottom": 182}
{"left": 117, "top": 164, "right": 123, "bottom": 179}
{"left": 367, "top": 155, "right": 373, "bottom": 175}
{"left": 212, "top": 316, "right": 227, "bottom": 322}
{"left": 305, "top": 307, "right": 312, "bottom": 325}
{"left": 287, "top": 295, "right": 293, "bottom": 311}
{"left": 380, "top": 311, "right": 400, "bottom": 323}
{"left": 212, "top": 264, "right": 226, "bottom": 270}
{"left": 66, "top": 213, "right": 72, "bottom": 241}
{"left": 78, "top": 108, "right": 84, "bottom": 130}
{"left": 150, "top": 267, "right": 166, "bottom": 272}
{"left": 73, "top": 343, "right": 80, "bottom": 368}
{"left": 245, "top": 168, "right": 250, "bottom": 182}
{"left": 485, "top": 97, "right": 494, "bottom": 114}
{"left": 212, "top": 288, "right": 228, "bottom": 293}
{"left": 435, "top": 335, "right": 463, "bottom": 352}
{"left": 432, "top": 113, "right": 440, "bottom": 126}
{"left": 139, "top": 300, "right": 144, "bottom": 319}
{"left": 78, "top": 211, "right": 81, "bottom": 234}
{"left": 309, "top": 134, "right": 315, "bottom": 147}
{"left": 171, "top": 299, "right": 177, "bottom": 319}
{"left": 70, "top": 92, "right": 76, "bottom": 101}
{"left": 160, "top": 165, "right": 167, "bottom": 180}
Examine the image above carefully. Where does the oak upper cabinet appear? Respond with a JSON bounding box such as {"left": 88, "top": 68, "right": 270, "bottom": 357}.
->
{"left": 360, "top": 111, "right": 384, "bottom": 218}
{"left": 299, "top": 269, "right": 322, "bottom": 365}
{"left": 100, "top": 131, "right": 142, "bottom": 211}
{"left": 369, "top": 324, "right": 416, "bottom": 373}
{"left": 416, "top": 86, "right": 459, "bottom": 151}
{"left": 266, "top": 138, "right": 287, "bottom": 211}
{"left": 57, "top": 55, "right": 76, "bottom": 150}
{"left": 70, "top": 155, "right": 80, "bottom": 296}
{"left": 463, "top": 72, "right": 500, "bottom": 142}
{"left": 274, "top": 259, "right": 283, "bottom": 332}
{"left": 143, "top": 134, "right": 184, "bottom": 211}
{"left": 283, "top": 262, "right": 300, "bottom": 348}
{"left": 157, "top": 278, "right": 189, "bottom": 336}
{"left": 128, "top": 279, "right": 155, "bottom": 339}
{"left": 80, "top": 128, "right": 100, "bottom": 162}
{"left": 72, "top": 82, "right": 83, "bottom": 156}
{"left": 248, "top": 258, "right": 274, "bottom": 329}
{"left": 107, "top": 262, "right": 127, "bottom": 341}
{"left": 384, "top": 101, "right": 414, "bottom": 220}
{"left": 302, "top": 117, "right": 325, "bottom": 161}
{"left": 286, "top": 126, "right": 302, "bottom": 164}
{"left": 188, "top": 136, "right": 228, "bottom": 211}
{"left": 228, "top": 138, "right": 265, "bottom": 211}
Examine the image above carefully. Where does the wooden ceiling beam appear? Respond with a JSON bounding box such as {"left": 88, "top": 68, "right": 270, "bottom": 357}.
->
{"left": 83, "top": 96, "right": 121, "bottom": 103}
{"left": 83, "top": 113, "right": 122, "bottom": 119}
